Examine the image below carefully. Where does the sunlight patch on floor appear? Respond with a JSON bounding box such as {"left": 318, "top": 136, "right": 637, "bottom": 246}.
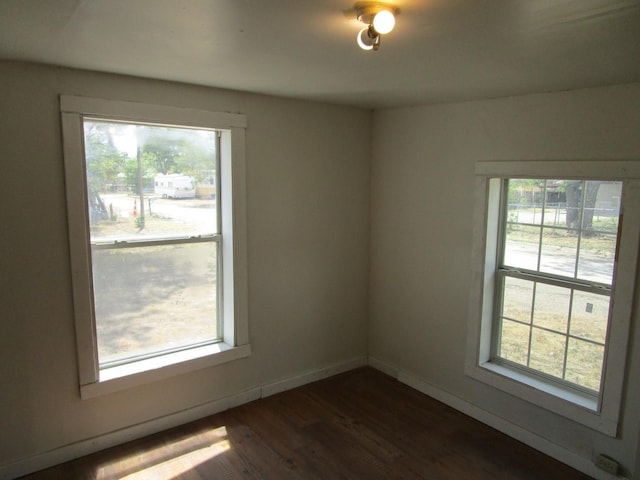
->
{"left": 96, "top": 426, "right": 230, "bottom": 479}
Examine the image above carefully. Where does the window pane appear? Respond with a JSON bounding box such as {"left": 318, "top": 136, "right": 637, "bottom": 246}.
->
{"left": 507, "top": 179, "right": 544, "bottom": 225}
{"left": 92, "top": 242, "right": 219, "bottom": 365}
{"left": 502, "top": 276, "right": 533, "bottom": 323}
{"left": 499, "top": 320, "right": 530, "bottom": 365}
{"left": 582, "top": 181, "right": 621, "bottom": 232}
{"left": 539, "top": 226, "right": 578, "bottom": 277}
{"left": 529, "top": 329, "right": 566, "bottom": 378}
{"left": 570, "top": 291, "right": 609, "bottom": 344}
{"left": 577, "top": 234, "right": 617, "bottom": 284}
{"left": 542, "top": 180, "right": 567, "bottom": 227}
{"left": 589, "top": 182, "right": 620, "bottom": 233}
{"left": 504, "top": 225, "right": 540, "bottom": 271}
{"left": 84, "top": 120, "right": 218, "bottom": 242}
{"left": 532, "top": 283, "right": 570, "bottom": 333}
{"left": 565, "top": 338, "right": 604, "bottom": 391}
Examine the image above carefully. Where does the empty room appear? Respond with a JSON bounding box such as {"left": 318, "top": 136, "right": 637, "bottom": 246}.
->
{"left": 1, "top": 1, "right": 640, "bottom": 479}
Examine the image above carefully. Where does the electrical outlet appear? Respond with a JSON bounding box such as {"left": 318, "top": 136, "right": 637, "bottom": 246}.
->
{"left": 595, "top": 454, "right": 619, "bottom": 475}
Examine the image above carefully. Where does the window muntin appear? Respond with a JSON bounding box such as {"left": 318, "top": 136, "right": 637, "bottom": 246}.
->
{"left": 83, "top": 119, "right": 223, "bottom": 368}
{"left": 494, "top": 179, "right": 621, "bottom": 394}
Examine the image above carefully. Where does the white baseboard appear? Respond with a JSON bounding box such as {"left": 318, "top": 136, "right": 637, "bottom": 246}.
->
{"left": 367, "top": 355, "right": 398, "bottom": 378}
{"left": 261, "top": 356, "right": 367, "bottom": 397}
{"left": 0, "top": 356, "right": 367, "bottom": 480}
{"left": 367, "top": 356, "right": 624, "bottom": 480}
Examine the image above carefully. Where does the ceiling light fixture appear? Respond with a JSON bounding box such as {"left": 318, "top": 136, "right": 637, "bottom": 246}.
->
{"left": 353, "top": 2, "right": 400, "bottom": 51}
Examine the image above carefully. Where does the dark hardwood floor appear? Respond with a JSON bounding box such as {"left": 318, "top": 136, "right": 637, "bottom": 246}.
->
{"left": 19, "top": 368, "right": 592, "bottom": 479}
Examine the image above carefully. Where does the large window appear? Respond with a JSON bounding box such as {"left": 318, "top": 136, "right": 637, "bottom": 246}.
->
{"left": 61, "top": 96, "right": 249, "bottom": 398}
{"left": 466, "top": 161, "right": 640, "bottom": 436}
{"left": 496, "top": 179, "right": 620, "bottom": 393}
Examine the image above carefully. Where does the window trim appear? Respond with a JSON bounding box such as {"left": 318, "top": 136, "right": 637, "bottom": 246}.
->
{"left": 61, "top": 95, "right": 250, "bottom": 399}
{"left": 465, "top": 161, "right": 640, "bottom": 436}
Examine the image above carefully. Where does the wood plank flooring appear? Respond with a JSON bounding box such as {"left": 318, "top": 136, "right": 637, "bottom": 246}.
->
{"left": 19, "top": 368, "right": 593, "bottom": 479}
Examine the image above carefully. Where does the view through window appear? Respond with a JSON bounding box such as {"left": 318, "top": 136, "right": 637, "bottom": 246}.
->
{"left": 84, "top": 119, "right": 221, "bottom": 367}
{"left": 495, "top": 179, "right": 621, "bottom": 393}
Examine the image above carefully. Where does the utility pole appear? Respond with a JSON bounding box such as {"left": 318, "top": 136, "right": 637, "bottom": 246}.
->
{"left": 136, "top": 145, "right": 145, "bottom": 229}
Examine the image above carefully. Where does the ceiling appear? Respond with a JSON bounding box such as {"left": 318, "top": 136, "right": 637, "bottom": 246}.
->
{"left": 1, "top": 0, "right": 639, "bottom": 109}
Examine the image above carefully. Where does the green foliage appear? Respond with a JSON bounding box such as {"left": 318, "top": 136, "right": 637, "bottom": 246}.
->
{"left": 507, "top": 179, "right": 544, "bottom": 204}
{"left": 84, "top": 122, "right": 128, "bottom": 192}
{"left": 122, "top": 152, "right": 156, "bottom": 189}
{"left": 141, "top": 130, "right": 183, "bottom": 174}
{"left": 139, "top": 126, "right": 216, "bottom": 180}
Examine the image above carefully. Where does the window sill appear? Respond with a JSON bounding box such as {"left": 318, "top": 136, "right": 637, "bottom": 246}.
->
{"left": 80, "top": 342, "right": 251, "bottom": 399}
{"left": 480, "top": 361, "right": 597, "bottom": 411}
{"left": 465, "top": 360, "right": 617, "bottom": 436}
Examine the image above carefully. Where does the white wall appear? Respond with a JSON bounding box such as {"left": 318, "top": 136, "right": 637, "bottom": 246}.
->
{"left": 0, "top": 62, "right": 371, "bottom": 472}
{"left": 369, "top": 83, "right": 640, "bottom": 477}
{"left": 3, "top": 59, "right": 639, "bottom": 479}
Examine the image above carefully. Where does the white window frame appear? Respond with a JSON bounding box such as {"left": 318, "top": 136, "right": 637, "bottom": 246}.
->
{"left": 61, "top": 95, "right": 250, "bottom": 399}
{"left": 466, "top": 160, "right": 640, "bottom": 436}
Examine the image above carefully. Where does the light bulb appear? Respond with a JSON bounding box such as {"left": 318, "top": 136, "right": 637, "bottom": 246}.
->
{"left": 357, "top": 26, "right": 375, "bottom": 50}
{"left": 372, "top": 9, "right": 395, "bottom": 34}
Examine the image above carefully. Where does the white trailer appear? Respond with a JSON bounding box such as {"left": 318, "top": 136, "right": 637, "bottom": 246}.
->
{"left": 154, "top": 174, "right": 196, "bottom": 199}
